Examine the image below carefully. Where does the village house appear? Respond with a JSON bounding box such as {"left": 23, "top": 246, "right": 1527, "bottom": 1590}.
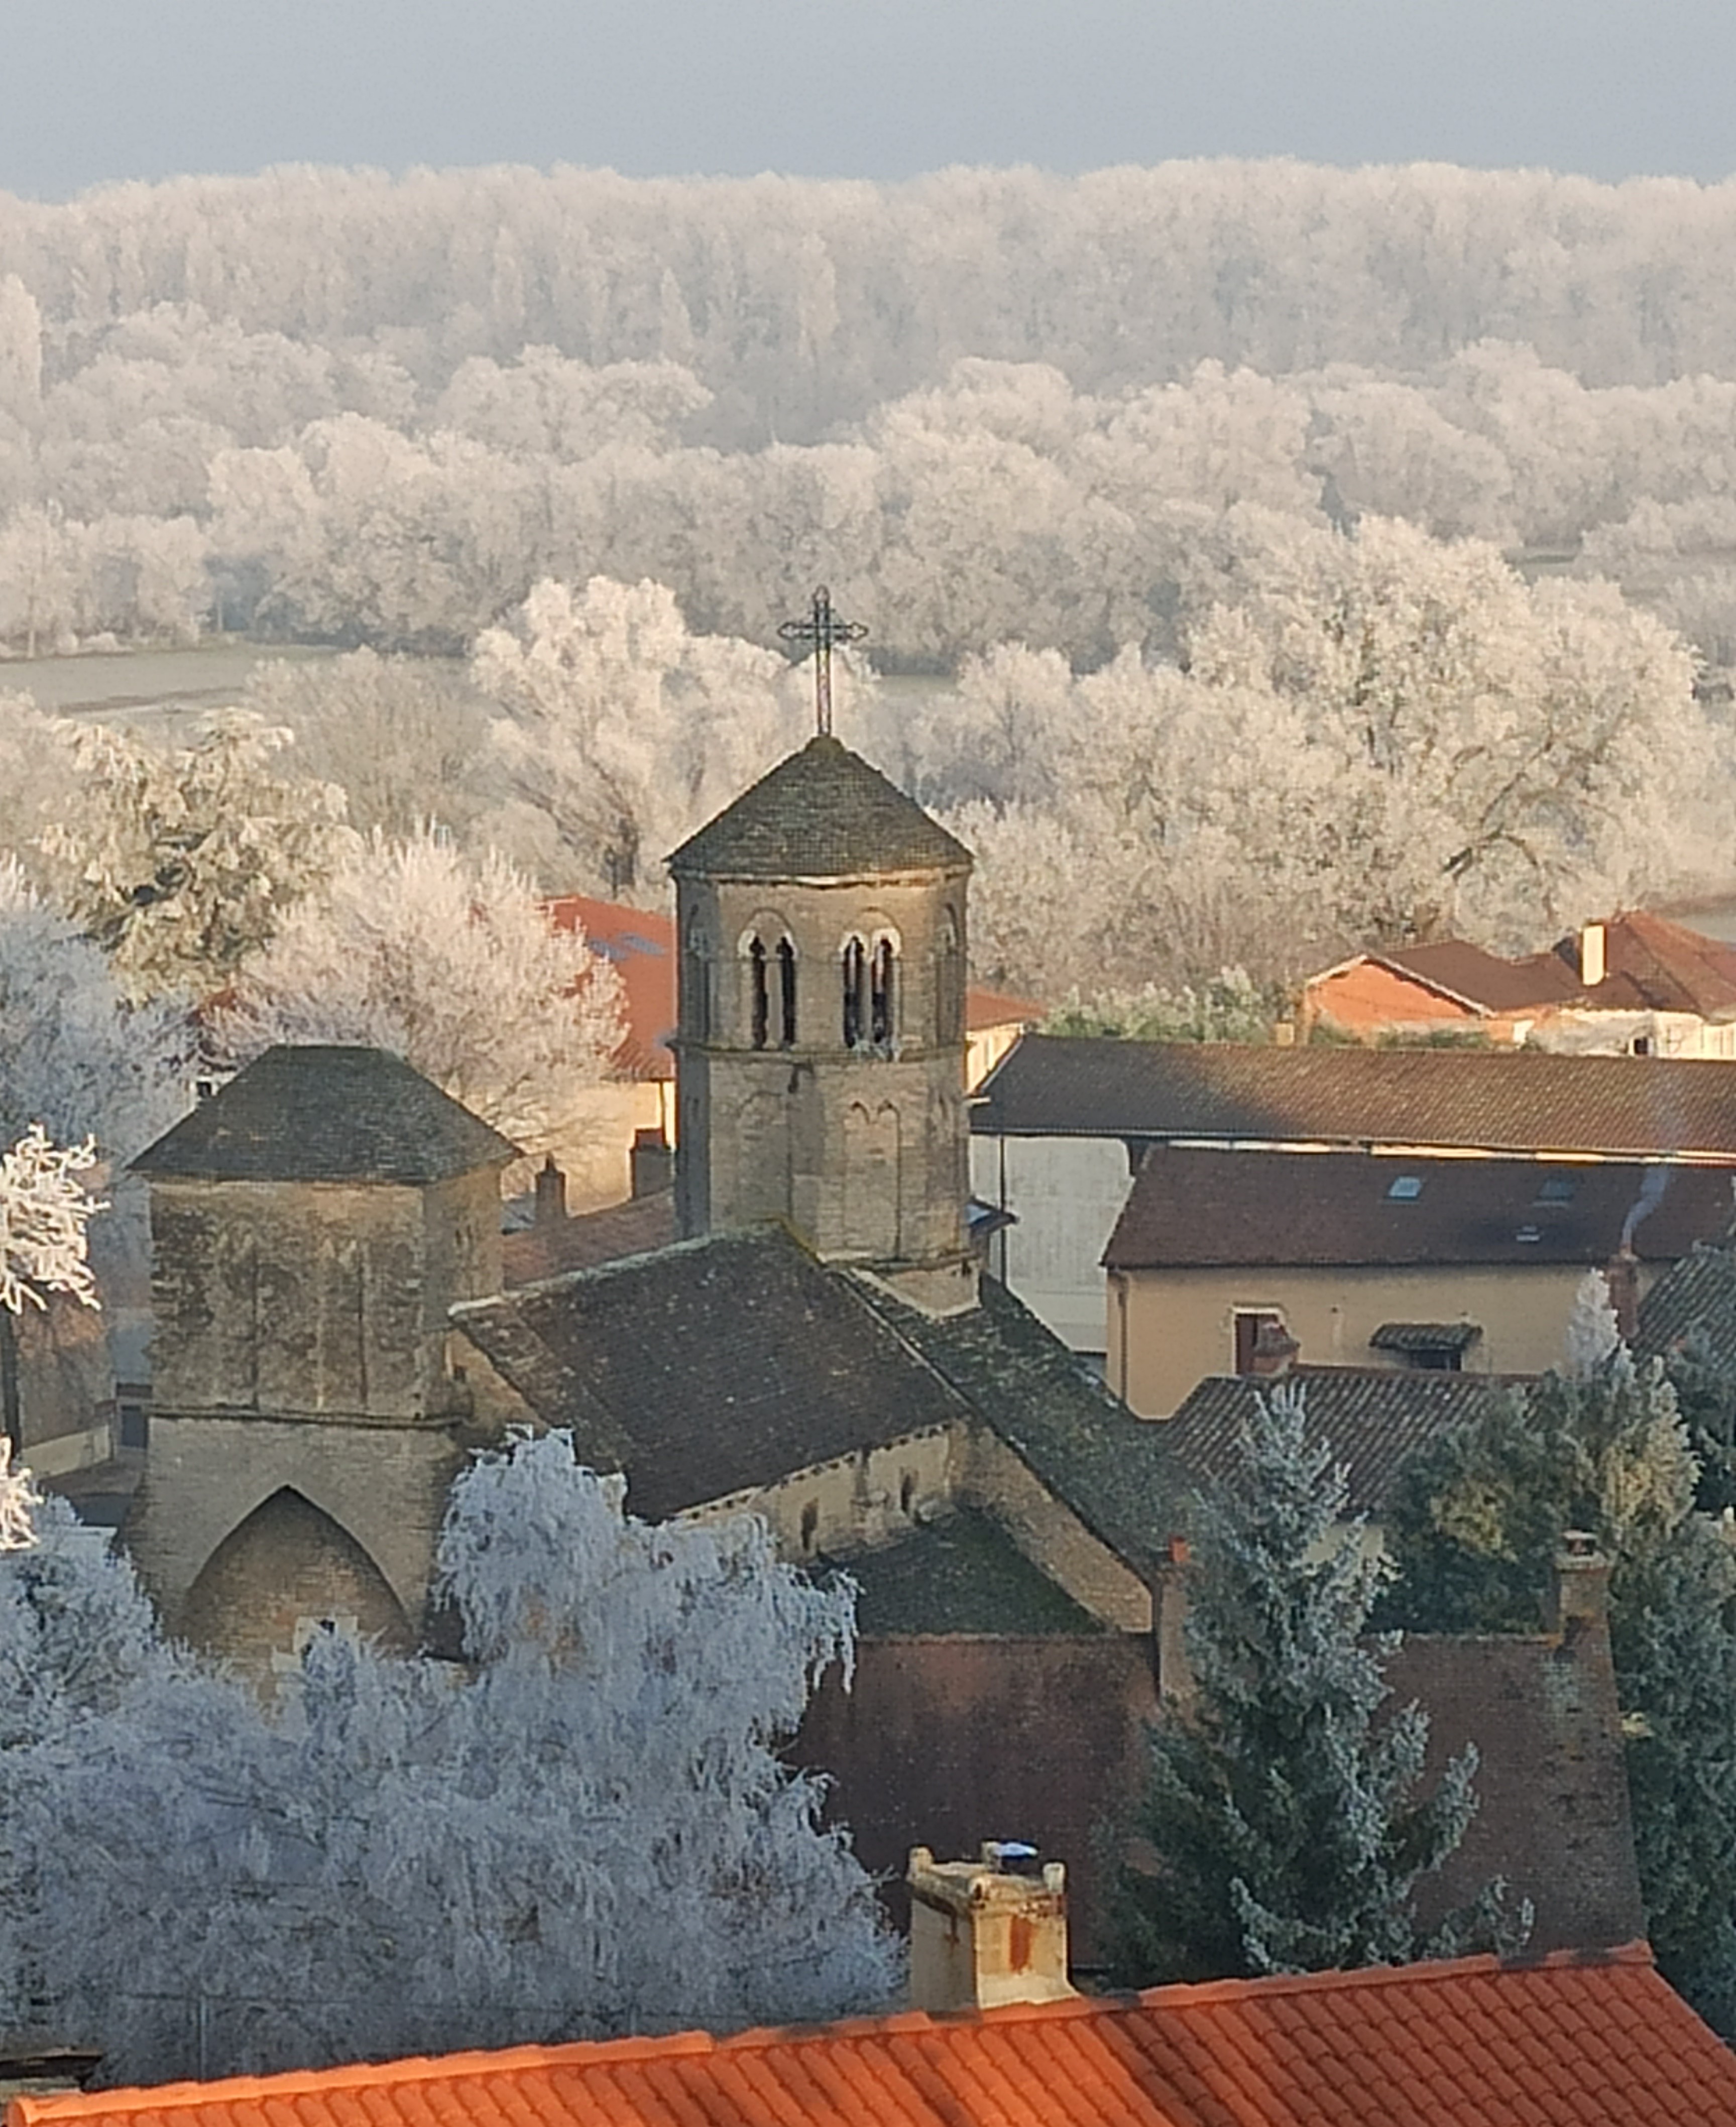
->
{"left": 1101, "top": 1142, "right": 1732, "bottom": 1414}
{"left": 14, "top": 1934, "right": 1720, "bottom": 2127}
{"left": 1301, "top": 909, "right": 1736, "bottom": 1055}
{"left": 973, "top": 1032, "right": 1736, "bottom": 1363}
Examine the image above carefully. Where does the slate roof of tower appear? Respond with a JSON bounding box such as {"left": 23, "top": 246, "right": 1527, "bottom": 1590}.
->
{"left": 666, "top": 734, "right": 973, "bottom": 880}
{"left": 16, "top": 1943, "right": 1722, "bottom": 2127}
{"left": 131, "top": 1046, "right": 518, "bottom": 1185}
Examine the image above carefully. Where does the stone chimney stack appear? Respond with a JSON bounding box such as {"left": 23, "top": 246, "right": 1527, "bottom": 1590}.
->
{"left": 1580, "top": 922, "right": 1607, "bottom": 988}
{"left": 1248, "top": 1321, "right": 1300, "bottom": 1378}
{"left": 907, "top": 1843, "right": 1076, "bottom": 2013}
{"left": 534, "top": 1155, "right": 567, "bottom": 1230}
{"left": 1547, "top": 1530, "right": 1612, "bottom": 1640}
{"left": 1604, "top": 1247, "right": 1641, "bottom": 1341}
{"left": 630, "top": 1128, "right": 674, "bottom": 1200}
{"left": 1152, "top": 1535, "right": 1195, "bottom": 1708}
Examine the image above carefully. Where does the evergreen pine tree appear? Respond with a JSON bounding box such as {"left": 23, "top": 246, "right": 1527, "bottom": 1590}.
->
{"left": 1107, "top": 1383, "right": 1517, "bottom": 1985}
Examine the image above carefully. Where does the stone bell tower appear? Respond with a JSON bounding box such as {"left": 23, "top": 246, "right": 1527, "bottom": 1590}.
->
{"left": 667, "top": 732, "right": 975, "bottom": 1306}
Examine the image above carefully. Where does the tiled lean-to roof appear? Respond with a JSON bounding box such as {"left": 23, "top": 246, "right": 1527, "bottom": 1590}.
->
{"left": 976, "top": 1033, "right": 1736, "bottom": 1160}
{"left": 131, "top": 1046, "right": 518, "bottom": 1185}
{"left": 666, "top": 735, "right": 972, "bottom": 881}
{"left": 17, "top": 1943, "right": 1729, "bottom": 2127}
{"left": 1165, "top": 1367, "right": 1518, "bottom": 1518}
{"left": 1638, "top": 1218, "right": 1736, "bottom": 1373}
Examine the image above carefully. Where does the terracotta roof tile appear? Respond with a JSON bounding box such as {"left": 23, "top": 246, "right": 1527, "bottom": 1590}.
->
{"left": 977, "top": 1033, "right": 1736, "bottom": 1160}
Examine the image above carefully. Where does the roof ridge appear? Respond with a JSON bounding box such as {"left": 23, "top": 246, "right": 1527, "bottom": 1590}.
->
{"left": 1131, "top": 1939, "right": 1653, "bottom": 2012}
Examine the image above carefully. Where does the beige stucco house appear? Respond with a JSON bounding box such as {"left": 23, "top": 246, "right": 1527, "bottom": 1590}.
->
{"left": 1102, "top": 1142, "right": 1735, "bottom": 1415}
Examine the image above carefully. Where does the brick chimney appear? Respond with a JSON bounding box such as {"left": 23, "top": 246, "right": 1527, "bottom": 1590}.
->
{"left": 1248, "top": 1321, "right": 1300, "bottom": 1378}
{"left": 1580, "top": 922, "right": 1607, "bottom": 988}
{"left": 1604, "top": 1247, "right": 1641, "bottom": 1341}
{"left": 630, "top": 1128, "right": 673, "bottom": 1199}
{"left": 533, "top": 1155, "right": 566, "bottom": 1230}
{"left": 907, "top": 1843, "right": 1076, "bottom": 2013}
{"left": 1547, "top": 1530, "right": 1611, "bottom": 1640}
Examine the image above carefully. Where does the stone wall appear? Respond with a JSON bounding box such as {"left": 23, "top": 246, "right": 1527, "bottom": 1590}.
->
{"left": 961, "top": 1424, "right": 1152, "bottom": 1631}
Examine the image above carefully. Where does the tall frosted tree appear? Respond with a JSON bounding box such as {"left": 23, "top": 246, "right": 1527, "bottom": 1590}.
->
{"left": 0, "top": 1435, "right": 896, "bottom": 2085}
{"left": 213, "top": 828, "right": 625, "bottom": 1165}
{"left": 1109, "top": 1383, "right": 1513, "bottom": 1985}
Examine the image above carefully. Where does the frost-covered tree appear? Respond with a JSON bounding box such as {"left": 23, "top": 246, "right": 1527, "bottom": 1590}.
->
{"left": 35, "top": 714, "right": 353, "bottom": 1005}
{"left": 0, "top": 1436, "right": 895, "bottom": 2084}
{"left": 473, "top": 576, "right": 797, "bottom": 897}
{"left": 215, "top": 829, "right": 625, "bottom": 1160}
{"left": 0, "top": 1125, "right": 105, "bottom": 1452}
{"left": 1565, "top": 1268, "right": 1624, "bottom": 1382}
{"left": 1108, "top": 1383, "right": 1512, "bottom": 1985}
{"left": 1043, "top": 969, "right": 1281, "bottom": 1044}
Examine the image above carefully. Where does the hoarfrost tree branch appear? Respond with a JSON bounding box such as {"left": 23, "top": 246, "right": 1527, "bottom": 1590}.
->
{"left": 214, "top": 828, "right": 626, "bottom": 1163}
{"left": 473, "top": 577, "right": 798, "bottom": 898}
{"left": 0, "top": 1124, "right": 105, "bottom": 1455}
{"left": 35, "top": 714, "right": 355, "bottom": 1005}
{"left": 0, "top": 1435, "right": 896, "bottom": 2085}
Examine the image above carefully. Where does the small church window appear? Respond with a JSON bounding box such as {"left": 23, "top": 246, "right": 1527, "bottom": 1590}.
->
{"left": 800, "top": 1500, "right": 820, "bottom": 1552}
{"left": 778, "top": 936, "right": 797, "bottom": 1046}
{"left": 843, "top": 936, "right": 867, "bottom": 1047}
{"left": 871, "top": 939, "right": 895, "bottom": 1045}
{"left": 937, "top": 904, "right": 963, "bottom": 1043}
{"left": 685, "top": 925, "right": 711, "bottom": 1040}
{"left": 749, "top": 937, "right": 769, "bottom": 1049}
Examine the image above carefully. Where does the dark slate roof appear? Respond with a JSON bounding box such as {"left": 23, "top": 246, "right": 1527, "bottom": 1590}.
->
{"left": 834, "top": 1510, "right": 1104, "bottom": 1636}
{"left": 130, "top": 1046, "right": 517, "bottom": 1185}
{"left": 453, "top": 1231, "right": 970, "bottom": 1520}
{"left": 975, "top": 1033, "right": 1736, "bottom": 1161}
{"left": 1102, "top": 1144, "right": 1736, "bottom": 1271}
{"left": 849, "top": 1270, "right": 1192, "bottom": 1579}
{"left": 1164, "top": 1367, "right": 1520, "bottom": 1517}
{"left": 1636, "top": 1220, "right": 1736, "bottom": 1373}
{"left": 666, "top": 734, "right": 972, "bottom": 881}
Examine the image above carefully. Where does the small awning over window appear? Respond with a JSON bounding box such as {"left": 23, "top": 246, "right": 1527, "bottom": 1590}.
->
{"left": 1369, "top": 1321, "right": 1483, "bottom": 1358}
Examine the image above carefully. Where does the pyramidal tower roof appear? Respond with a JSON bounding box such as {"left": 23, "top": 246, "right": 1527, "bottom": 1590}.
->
{"left": 666, "top": 735, "right": 973, "bottom": 882}
{"left": 132, "top": 1046, "right": 518, "bottom": 1185}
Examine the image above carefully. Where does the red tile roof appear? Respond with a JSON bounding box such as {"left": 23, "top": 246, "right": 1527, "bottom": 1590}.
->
{"left": 16, "top": 1943, "right": 1729, "bottom": 2127}
{"left": 1370, "top": 912, "right": 1736, "bottom": 1021}
{"left": 546, "top": 895, "right": 1039, "bottom": 1082}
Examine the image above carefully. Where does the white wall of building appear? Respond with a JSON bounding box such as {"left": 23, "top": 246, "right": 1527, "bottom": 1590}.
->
{"left": 971, "top": 1132, "right": 1134, "bottom": 1354}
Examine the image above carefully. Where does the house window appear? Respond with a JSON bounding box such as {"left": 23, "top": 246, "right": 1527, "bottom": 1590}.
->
{"left": 1387, "top": 1175, "right": 1423, "bottom": 1201}
{"left": 843, "top": 937, "right": 867, "bottom": 1047}
{"left": 778, "top": 936, "right": 797, "bottom": 1047}
{"left": 1233, "top": 1310, "right": 1284, "bottom": 1375}
{"left": 748, "top": 937, "right": 769, "bottom": 1049}
{"left": 1631, "top": 1034, "right": 1653, "bottom": 1056}
{"left": 1536, "top": 1173, "right": 1577, "bottom": 1204}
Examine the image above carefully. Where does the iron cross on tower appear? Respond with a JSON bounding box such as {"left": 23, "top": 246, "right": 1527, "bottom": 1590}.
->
{"left": 778, "top": 586, "right": 867, "bottom": 738}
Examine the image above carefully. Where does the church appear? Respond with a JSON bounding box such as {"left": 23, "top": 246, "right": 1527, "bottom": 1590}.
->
{"left": 123, "top": 729, "right": 1189, "bottom": 1669}
{"left": 118, "top": 723, "right": 1647, "bottom": 1964}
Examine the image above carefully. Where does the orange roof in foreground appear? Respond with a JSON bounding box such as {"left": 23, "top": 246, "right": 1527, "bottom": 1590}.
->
{"left": 17, "top": 1943, "right": 1732, "bottom": 2127}
{"left": 546, "top": 894, "right": 1040, "bottom": 1081}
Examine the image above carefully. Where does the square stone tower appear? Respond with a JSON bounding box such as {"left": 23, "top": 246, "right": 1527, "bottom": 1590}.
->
{"left": 667, "top": 734, "right": 975, "bottom": 1297}
{"left": 126, "top": 1045, "right": 517, "bottom": 1662}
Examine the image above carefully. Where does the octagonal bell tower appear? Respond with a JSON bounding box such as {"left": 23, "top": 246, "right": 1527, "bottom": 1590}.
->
{"left": 667, "top": 734, "right": 975, "bottom": 1304}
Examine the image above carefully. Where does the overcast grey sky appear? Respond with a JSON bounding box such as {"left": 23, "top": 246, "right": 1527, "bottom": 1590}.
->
{"left": 5, "top": 0, "right": 1734, "bottom": 198}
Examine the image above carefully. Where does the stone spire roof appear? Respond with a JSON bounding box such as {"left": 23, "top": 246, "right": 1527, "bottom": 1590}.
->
{"left": 132, "top": 1046, "right": 518, "bottom": 1185}
{"left": 666, "top": 734, "right": 972, "bottom": 882}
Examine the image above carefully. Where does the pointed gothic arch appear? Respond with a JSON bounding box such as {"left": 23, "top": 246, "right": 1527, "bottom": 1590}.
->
{"left": 180, "top": 1487, "right": 413, "bottom": 1668}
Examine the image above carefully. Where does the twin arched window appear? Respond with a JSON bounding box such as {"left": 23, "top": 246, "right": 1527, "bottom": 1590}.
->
{"left": 843, "top": 935, "right": 896, "bottom": 1048}
{"left": 747, "top": 934, "right": 797, "bottom": 1049}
